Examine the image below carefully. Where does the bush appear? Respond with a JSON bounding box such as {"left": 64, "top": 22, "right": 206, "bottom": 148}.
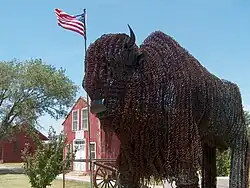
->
{"left": 216, "top": 149, "right": 231, "bottom": 176}
{"left": 22, "top": 127, "right": 76, "bottom": 188}
{"left": 216, "top": 110, "right": 250, "bottom": 177}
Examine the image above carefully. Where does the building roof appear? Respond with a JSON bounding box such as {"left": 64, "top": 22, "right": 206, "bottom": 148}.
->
{"left": 0, "top": 122, "right": 49, "bottom": 141}
{"left": 17, "top": 122, "right": 49, "bottom": 140}
{"left": 61, "top": 96, "right": 89, "bottom": 126}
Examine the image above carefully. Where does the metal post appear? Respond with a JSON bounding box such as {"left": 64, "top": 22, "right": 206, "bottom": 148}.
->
{"left": 87, "top": 95, "right": 93, "bottom": 188}
{"left": 83, "top": 8, "right": 93, "bottom": 188}
{"left": 62, "top": 172, "right": 65, "bottom": 188}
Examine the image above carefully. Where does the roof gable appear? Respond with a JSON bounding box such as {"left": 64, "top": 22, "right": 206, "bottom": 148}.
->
{"left": 18, "top": 123, "right": 49, "bottom": 140}
{"left": 61, "top": 96, "right": 89, "bottom": 126}
{"left": 2, "top": 122, "right": 49, "bottom": 142}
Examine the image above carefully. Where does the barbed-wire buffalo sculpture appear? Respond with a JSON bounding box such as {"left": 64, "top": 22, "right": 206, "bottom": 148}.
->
{"left": 83, "top": 25, "right": 250, "bottom": 188}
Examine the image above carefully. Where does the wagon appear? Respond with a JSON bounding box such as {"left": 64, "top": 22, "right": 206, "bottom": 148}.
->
{"left": 92, "top": 158, "right": 120, "bottom": 188}
{"left": 91, "top": 128, "right": 121, "bottom": 188}
{"left": 92, "top": 159, "right": 154, "bottom": 188}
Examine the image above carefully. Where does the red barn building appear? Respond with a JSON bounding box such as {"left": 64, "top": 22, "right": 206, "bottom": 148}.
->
{"left": 62, "top": 97, "right": 120, "bottom": 173}
{"left": 0, "top": 123, "right": 48, "bottom": 163}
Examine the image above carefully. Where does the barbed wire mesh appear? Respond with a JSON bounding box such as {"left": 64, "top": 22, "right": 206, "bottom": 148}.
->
{"left": 84, "top": 26, "right": 250, "bottom": 188}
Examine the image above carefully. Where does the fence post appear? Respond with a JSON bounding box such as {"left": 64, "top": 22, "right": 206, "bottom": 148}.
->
{"left": 63, "top": 169, "right": 65, "bottom": 188}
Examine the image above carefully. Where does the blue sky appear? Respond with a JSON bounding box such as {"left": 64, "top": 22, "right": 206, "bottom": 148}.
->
{"left": 1, "top": 0, "right": 250, "bottom": 134}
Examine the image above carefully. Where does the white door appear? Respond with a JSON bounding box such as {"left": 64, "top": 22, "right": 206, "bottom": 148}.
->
{"left": 73, "top": 139, "right": 86, "bottom": 171}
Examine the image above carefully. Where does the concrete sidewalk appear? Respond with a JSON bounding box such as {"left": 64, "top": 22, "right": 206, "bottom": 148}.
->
{"left": 0, "top": 166, "right": 24, "bottom": 174}
{"left": 57, "top": 173, "right": 90, "bottom": 182}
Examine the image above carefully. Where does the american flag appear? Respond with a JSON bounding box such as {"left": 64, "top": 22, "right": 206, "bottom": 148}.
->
{"left": 55, "top": 8, "right": 85, "bottom": 37}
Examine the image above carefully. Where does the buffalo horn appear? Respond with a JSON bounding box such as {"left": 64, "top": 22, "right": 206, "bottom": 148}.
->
{"left": 127, "top": 24, "right": 136, "bottom": 48}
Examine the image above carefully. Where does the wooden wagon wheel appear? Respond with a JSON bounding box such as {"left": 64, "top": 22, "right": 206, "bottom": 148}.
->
{"left": 94, "top": 166, "right": 120, "bottom": 188}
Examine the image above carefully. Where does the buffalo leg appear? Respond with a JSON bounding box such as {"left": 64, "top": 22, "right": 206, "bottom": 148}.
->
{"left": 229, "top": 135, "right": 249, "bottom": 188}
{"left": 117, "top": 151, "right": 140, "bottom": 188}
{"left": 201, "top": 144, "right": 216, "bottom": 188}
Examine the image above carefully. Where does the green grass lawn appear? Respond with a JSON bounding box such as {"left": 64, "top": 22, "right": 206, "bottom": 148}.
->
{"left": 0, "top": 174, "right": 90, "bottom": 188}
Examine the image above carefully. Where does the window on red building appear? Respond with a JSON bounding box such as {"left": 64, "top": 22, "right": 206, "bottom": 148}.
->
{"left": 72, "top": 110, "right": 78, "bottom": 131}
{"left": 90, "top": 142, "right": 96, "bottom": 170}
{"left": 81, "top": 108, "right": 88, "bottom": 130}
{"left": 90, "top": 142, "right": 96, "bottom": 159}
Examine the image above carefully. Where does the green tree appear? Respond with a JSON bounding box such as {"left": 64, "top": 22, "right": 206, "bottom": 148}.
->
{"left": 216, "top": 149, "right": 230, "bottom": 176}
{"left": 22, "top": 127, "right": 76, "bottom": 188}
{"left": 0, "top": 59, "right": 78, "bottom": 138}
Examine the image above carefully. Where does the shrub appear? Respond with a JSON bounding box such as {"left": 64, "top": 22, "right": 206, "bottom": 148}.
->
{"left": 216, "top": 149, "right": 231, "bottom": 176}
{"left": 22, "top": 127, "right": 76, "bottom": 188}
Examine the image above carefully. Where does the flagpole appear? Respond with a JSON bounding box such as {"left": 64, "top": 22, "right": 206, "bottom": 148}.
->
{"left": 83, "top": 8, "right": 93, "bottom": 188}
{"left": 55, "top": 7, "right": 93, "bottom": 187}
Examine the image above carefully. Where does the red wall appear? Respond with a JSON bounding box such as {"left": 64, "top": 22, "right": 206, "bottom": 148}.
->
{"left": 63, "top": 97, "right": 102, "bottom": 171}
{"left": 0, "top": 128, "right": 48, "bottom": 163}
{"left": 100, "top": 129, "right": 120, "bottom": 159}
{"left": 63, "top": 97, "right": 122, "bottom": 172}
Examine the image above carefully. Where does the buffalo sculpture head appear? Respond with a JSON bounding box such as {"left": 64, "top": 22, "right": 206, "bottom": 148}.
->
{"left": 83, "top": 25, "right": 143, "bottom": 118}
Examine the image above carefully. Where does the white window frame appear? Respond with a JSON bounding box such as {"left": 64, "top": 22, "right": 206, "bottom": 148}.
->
{"left": 72, "top": 109, "right": 79, "bottom": 131}
{"left": 81, "top": 107, "right": 88, "bottom": 131}
{"left": 90, "top": 142, "right": 96, "bottom": 170}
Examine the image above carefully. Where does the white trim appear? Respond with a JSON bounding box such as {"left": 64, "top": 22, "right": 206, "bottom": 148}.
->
{"left": 75, "top": 130, "right": 84, "bottom": 140}
{"left": 90, "top": 142, "right": 96, "bottom": 159}
{"left": 81, "top": 96, "right": 91, "bottom": 105}
{"left": 73, "top": 138, "right": 86, "bottom": 172}
{"left": 81, "top": 107, "right": 88, "bottom": 131}
{"left": 72, "top": 109, "right": 79, "bottom": 132}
